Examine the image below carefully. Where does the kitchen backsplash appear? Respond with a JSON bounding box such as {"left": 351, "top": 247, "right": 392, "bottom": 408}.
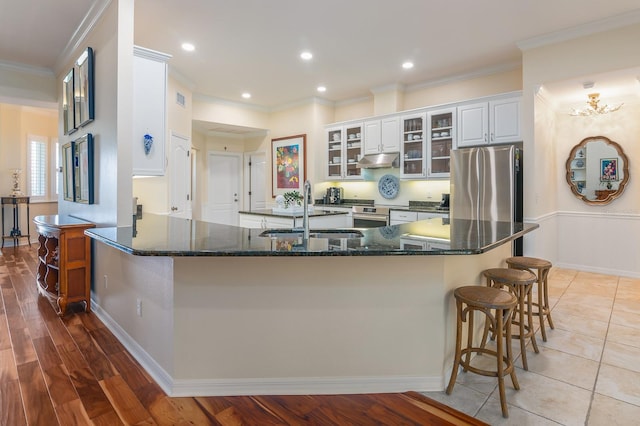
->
{"left": 314, "top": 169, "right": 450, "bottom": 206}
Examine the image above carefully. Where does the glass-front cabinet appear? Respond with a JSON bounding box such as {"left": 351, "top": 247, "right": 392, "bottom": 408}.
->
{"left": 326, "top": 123, "right": 362, "bottom": 180}
{"left": 427, "top": 108, "right": 456, "bottom": 178}
{"left": 400, "top": 113, "right": 426, "bottom": 178}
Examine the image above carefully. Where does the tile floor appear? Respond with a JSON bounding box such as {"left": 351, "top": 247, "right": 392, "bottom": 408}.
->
{"left": 423, "top": 269, "right": 640, "bottom": 425}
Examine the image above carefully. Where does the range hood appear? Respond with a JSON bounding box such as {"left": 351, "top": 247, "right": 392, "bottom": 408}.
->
{"left": 356, "top": 152, "right": 399, "bottom": 169}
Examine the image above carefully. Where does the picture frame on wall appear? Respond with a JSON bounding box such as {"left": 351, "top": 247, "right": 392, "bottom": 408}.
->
{"left": 74, "top": 133, "right": 95, "bottom": 204}
{"left": 271, "top": 134, "right": 306, "bottom": 198}
{"left": 63, "top": 68, "right": 76, "bottom": 135}
{"left": 600, "top": 158, "right": 618, "bottom": 182}
{"left": 62, "top": 141, "right": 75, "bottom": 201}
{"left": 75, "top": 47, "right": 95, "bottom": 127}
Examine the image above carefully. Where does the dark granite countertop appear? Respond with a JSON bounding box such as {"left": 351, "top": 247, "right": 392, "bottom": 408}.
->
{"left": 85, "top": 213, "right": 538, "bottom": 257}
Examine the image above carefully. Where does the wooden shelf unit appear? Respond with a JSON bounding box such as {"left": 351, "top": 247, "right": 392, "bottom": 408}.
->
{"left": 33, "top": 215, "right": 95, "bottom": 316}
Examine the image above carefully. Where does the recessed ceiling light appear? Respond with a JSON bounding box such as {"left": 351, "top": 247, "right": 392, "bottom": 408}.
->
{"left": 241, "top": 92, "right": 251, "bottom": 99}
{"left": 402, "top": 61, "right": 414, "bottom": 69}
{"left": 300, "top": 51, "right": 313, "bottom": 60}
{"left": 181, "top": 43, "right": 195, "bottom": 52}
{"left": 317, "top": 86, "right": 327, "bottom": 93}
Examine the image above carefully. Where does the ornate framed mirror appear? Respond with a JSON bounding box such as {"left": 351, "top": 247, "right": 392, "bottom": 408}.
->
{"left": 565, "top": 136, "right": 629, "bottom": 205}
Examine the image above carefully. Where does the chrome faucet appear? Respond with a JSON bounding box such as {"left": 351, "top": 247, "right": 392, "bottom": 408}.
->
{"left": 302, "top": 180, "right": 311, "bottom": 239}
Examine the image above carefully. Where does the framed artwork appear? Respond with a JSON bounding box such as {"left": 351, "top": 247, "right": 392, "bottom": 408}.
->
{"left": 62, "top": 142, "right": 75, "bottom": 201}
{"left": 62, "top": 68, "right": 76, "bottom": 135}
{"left": 74, "top": 133, "right": 94, "bottom": 204}
{"left": 600, "top": 158, "right": 618, "bottom": 181}
{"left": 271, "top": 134, "right": 306, "bottom": 197}
{"left": 75, "top": 47, "right": 95, "bottom": 127}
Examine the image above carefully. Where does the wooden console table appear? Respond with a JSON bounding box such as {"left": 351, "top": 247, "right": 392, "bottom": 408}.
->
{"left": 1, "top": 196, "right": 31, "bottom": 247}
{"left": 33, "top": 215, "right": 95, "bottom": 316}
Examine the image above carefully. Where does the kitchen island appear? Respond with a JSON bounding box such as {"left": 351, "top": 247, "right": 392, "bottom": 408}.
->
{"left": 86, "top": 213, "right": 537, "bottom": 397}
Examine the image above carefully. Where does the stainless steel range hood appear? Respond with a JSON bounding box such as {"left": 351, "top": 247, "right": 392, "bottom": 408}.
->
{"left": 356, "top": 152, "right": 399, "bottom": 169}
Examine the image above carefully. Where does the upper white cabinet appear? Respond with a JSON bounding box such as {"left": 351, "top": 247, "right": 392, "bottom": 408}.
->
{"left": 363, "top": 116, "right": 400, "bottom": 155}
{"left": 133, "top": 46, "right": 171, "bottom": 176}
{"left": 427, "top": 108, "right": 456, "bottom": 178}
{"left": 457, "top": 96, "right": 521, "bottom": 147}
{"left": 326, "top": 123, "right": 362, "bottom": 180}
{"left": 400, "top": 113, "right": 426, "bottom": 178}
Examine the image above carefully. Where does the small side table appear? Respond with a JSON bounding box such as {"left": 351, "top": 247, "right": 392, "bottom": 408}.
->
{"left": 1, "top": 196, "right": 31, "bottom": 248}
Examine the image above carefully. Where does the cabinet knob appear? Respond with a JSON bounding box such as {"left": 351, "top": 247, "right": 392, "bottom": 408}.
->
{"left": 171, "top": 206, "right": 178, "bottom": 211}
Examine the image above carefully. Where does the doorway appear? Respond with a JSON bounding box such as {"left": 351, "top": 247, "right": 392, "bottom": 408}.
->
{"left": 169, "top": 132, "right": 192, "bottom": 219}
{"left": 244, "top": 152, "right": 266, "bottom": 211}
{"left": 207, "top": 151, "right": 242, "bottom": 225}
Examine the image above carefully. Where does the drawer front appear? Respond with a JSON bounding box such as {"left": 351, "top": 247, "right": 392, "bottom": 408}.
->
{"left": 390, "top": 211, "right": 418, "bottom": 221}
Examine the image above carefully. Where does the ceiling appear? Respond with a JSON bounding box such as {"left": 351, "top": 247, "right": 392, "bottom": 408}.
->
{"left": 2, "top": 1, "right": 640, "bottom": 115}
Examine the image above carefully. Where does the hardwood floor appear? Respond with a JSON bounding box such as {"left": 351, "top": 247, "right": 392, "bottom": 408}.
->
{"left": 0, "top": 245, "right": 485, "bottom": 425}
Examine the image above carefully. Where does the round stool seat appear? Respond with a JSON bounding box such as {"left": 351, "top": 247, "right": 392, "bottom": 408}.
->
{"left": 454, "top": 285, "right": 518, "bottom": 310}
{"left": 506, "top": 256, "right": 552, "bottom": 270}
{"left": 506, "top": 256, "right": 555, "bottom": 342}
{"left": 483, "top": 268, "right": 536, "bottom": 286}
{"left": 447, "top": 285, "right": 518, "bottom": 418}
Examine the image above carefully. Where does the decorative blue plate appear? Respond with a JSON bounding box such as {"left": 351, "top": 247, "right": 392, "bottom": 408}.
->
{"left": 378, "top": 174, "right": 400, "bottom": 199}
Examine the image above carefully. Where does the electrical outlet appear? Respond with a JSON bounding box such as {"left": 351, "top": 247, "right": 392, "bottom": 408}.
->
{"left": 103, "top": 274, "right": 108, "bottom": 289}
{"left": 136, "top": 298, "right": 142, "bottom": 317}
{"left": 427, "top": 192, "right": 432, "bottom": 199}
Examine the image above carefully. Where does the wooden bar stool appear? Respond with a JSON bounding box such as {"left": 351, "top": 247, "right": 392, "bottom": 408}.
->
{"left": 507, "top": 256, "right": 554, "bottom": 342}
{"left": 446, "top": 285, "right": 518, "bottom": 418}
{"left": 482, "top": 268, "right": 538, "bottom": 370}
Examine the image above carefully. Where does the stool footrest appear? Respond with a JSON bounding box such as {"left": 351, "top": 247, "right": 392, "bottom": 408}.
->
{"left": 459, "top": 348, "right": 515, "bottom": 378}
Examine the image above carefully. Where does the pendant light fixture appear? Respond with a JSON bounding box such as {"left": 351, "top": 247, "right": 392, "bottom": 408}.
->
{"left": 570, "top": 92, "right": 623, "bottom": 116}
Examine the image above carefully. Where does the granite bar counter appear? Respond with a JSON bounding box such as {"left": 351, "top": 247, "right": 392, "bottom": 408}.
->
{"left": 85, "top": 212, "right": 536, "bottom": 256}
{"left": 85, "top": 213, "right": 538, "bottom": 398}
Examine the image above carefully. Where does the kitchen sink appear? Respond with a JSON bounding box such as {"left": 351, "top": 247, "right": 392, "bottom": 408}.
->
{"left": 259, "top": 229, "right": 364, "bottom": 239}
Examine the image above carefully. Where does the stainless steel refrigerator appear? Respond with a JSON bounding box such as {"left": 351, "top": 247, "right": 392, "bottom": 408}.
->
{"left": 450, "top": 144, "right": 523, "bottom": 255}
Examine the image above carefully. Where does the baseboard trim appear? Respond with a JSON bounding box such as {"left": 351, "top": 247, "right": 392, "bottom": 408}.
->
{"left": 91, "top": 300, "right": 442, "bottom": 397}
{"left": 169, "top": 375, "right": 443, "bottom": 397}
{"left": 91, "top": 301, "right": 174, "bottom": 395}
{"left": 554, "top": 262, "right": 640, "bottom": 279}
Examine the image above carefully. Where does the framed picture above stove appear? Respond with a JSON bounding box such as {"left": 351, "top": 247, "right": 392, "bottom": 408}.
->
{"left": 271, "top": 134, "right": 306, "bottom": 198}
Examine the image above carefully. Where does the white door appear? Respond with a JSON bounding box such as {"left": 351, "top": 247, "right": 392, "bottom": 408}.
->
{"left": 244, "top": 152, "right": 266, "bottom": 210}
{"left": 169, "top": 133, "right": 191, "bottom": 218}
{"left": 207, "top": 152, "right": 241, "bottom": 225}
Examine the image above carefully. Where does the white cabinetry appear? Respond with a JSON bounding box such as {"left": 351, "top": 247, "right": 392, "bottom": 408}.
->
{"left": 389, "top": 210, "right": 417, "bottom": 225}
{"left": 427, "top": 108, "right": 456, "bottom": 178}
{"left": 400, "top": 113, "right": 426, "bottom": 178}
{"left": 132, "top": 46, "right": 171, "bottom": 176}
{"left": 238, "top": 213, "right": 349, "bottom": 229}
{"left": 390, "top": 210, "right": 448, "bottom": 225}
{"left": 363, "top": 116, "right": 400, "bottom": 155}
{"left": 326, "top": 123, "right": 362, "bottom": 180}
{"left": 457, "top": 96, "right": 521, "bottom": 147}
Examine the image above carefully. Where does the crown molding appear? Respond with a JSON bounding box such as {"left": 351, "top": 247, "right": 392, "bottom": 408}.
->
{"left": 517, "top": 9, "right": 640, "bottom": 51}
{"left": 270, "top": 96, "right": 335, "bottom": 113}
{"left": 0, "top": 60, "right": 54, "bottom": 77}
{"left": 192, "top": 93, "right": 270, "bottom": 113}
{"left": 405, "top": 61, "right": 522, "bottom": 93}
{"left": 168, "top": 66, "right": 197, "bottom": 91}
{"left": 0, "top": 95, "right": 57, "bottom": 110}
{"left": 54, "top": 0, "right": 112, "bottom": 75}
{"left": 334, "top": 95, "right": 373, "bottom": 108}
{"left": 370, "top": 83, "right": 405, "bottom": 95}
{"left": 133, "top": 45, "right": 172, "bottom": 62}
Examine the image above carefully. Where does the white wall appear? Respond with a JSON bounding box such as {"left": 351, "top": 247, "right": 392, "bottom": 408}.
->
{"left": 57, "top": 0, "right": 135, "bottom": 227}
{"left": 522, "top": 22, "right": 640, "bottom": 276}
